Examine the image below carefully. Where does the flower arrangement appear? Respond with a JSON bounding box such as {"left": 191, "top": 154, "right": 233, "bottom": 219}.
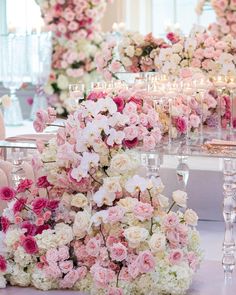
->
{"left": 0, "top": 89, "right": 202, "bottom": 294}
{"left": 196, "top": 0, "right": 236, "bottom": 39}
{"left": 35, "top": 0, "right": 112, "bottom": 116}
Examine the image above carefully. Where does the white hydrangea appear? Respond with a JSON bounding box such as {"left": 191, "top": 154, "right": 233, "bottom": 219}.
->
{"left": 5, "top": 229, "right": 24, "bottom": 250}
{"left": 0, "top": 276, "right": 6, "bottom": 289}
{"left": 9, "top": 264, "right": 31, "bottom": 287}
{"left": 14, "top": 247, "right": 33, "bottom": 268}
{"left": 31, "top": 268, "right": 57, "bottom": 291}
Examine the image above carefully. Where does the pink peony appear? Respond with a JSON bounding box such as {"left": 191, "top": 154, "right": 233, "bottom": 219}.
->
{"left": 59, "top": 260, "right": 74, "bottom": 274}
{"left": 133, "top": 202, "right": 154, "bottom": 221}
{"left": 21, "top": 236, "right": 38, "bottom": 254}
{"left": 0, "top": 186, "right": 16, "bottom": 201}
{"left": 163, "top": 213, "right": 179, "bottom": 229}
{"left": 138, "top": 250, "right": 155, "bottom": 273}
{"left": 17, "top": 179, "right": 33, "bottom": 193}
{"left": 0, "top": 216, "right": 10, "bottom": 233}
{"left": 13, "top": 197, "right": 27, "bottom": 215}
{"left": 107, "top": 206, "right": 125, "bottom": 223}
{"left": 0, "top": 255, "right": 7, "bottom": 272}
{"left": 168, "top": 249, "right": 183, "bottom": 265}
{"left": 45, "top": 262, "right": 62, "bottom": 279}
{"left": 110, "top": 242, "right": 128, "bottom": 262}
{"left": 32, "top": 198, "right": 48, "bottom": 215}
{"left": 86, "top": 238, "right": 101, "bottom": 257}
{"left": 143, "top": 135, "right": 156, "bottom": 151}
{"left": 91, "top": 265, "right": 115, "bottom": 288}
{"left": 36, "top": 176, "right": 51, "bottom": 188}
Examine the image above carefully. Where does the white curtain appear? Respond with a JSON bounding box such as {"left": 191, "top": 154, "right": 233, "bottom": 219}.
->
{"left": 0, "top": 0, "right": 7, "bottom": 34}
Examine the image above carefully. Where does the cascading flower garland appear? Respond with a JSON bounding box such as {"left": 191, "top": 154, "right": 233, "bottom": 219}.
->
{"left": 0, "top": 89, "right": 202, "bottom": 294}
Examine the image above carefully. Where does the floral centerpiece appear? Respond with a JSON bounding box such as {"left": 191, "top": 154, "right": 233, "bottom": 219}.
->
{"left": 196, "top": 0, "right": 236, "bottom": 38}
{"left": 0, "top": 91, "right": 202, "bottom": 294}
{"left": 35, "top": 0, "right": 112, "bottom": 116}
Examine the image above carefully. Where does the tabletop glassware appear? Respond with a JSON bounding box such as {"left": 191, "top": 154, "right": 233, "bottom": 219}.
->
{"left": 29, "top": 32, "right": 52, "bottom": 120}
{"left": 0, "top": 34, "right": 28, "bottom": 126}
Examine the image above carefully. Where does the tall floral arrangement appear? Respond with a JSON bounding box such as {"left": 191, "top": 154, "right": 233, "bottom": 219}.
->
{"left": 36, "top": 0, "right": 112, "bottom": 116}
{"left": 0, "top": 90, "right": 202, "bottom": 294}
{"left": 196, "top": 0, "right": 236, "bottom": 38}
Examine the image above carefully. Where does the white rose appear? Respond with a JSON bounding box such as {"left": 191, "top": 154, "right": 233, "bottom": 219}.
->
{"left": 55, "top": 223, "right": 73, "bottom": 246}
{"left": 109, "top": 153, "right": 132, "bottom": 175}
{"left": 149, "top": 233, "right": 166, "bottom": 253}
{"left": 62, "top": 192, "right": 72, "bottom": 207}
{"left": 125, "top": 45, "right": 135, "bottom": 57}
{"left": 91, "top": 210, "right": 108, "bottom": 227}
{"left": 73, "top": 211, "right": 90, "bottom": 238}
{"left": 57, "top": 74, "right": 69, "bottom": 90}
{"left": 184, "top": 209, "right": 198, "bottom": 226}
{"left": 117, "top": 197, "right": 138, "bottom": 212}
{"left": 31, "top": 268, "right": 56, "bottom": 291}
{"left": 44, "top": 84, "right": 54, "bottom": 95}
{"left": 121, "top": 57, "right": 132, "bottom": 67}
{"left": 5, "top": 229, "right": 24, "bottom": 249}
{"left": 172, "top": 190, "right": 188, "bottom": 208}
{"left": 132, "top": 33, "right": 144, "bottom": 45}
{"left": 103, "top": 177, "right": 122, "bottom": 193}
{"left": 124, "top": 226, "right": 149, "bottom": 248}
{"left": 0, "top": 95, "right": 11, "bottom": 108}
{"left": 71, "top": 193, "right": 88, "bottom": 208}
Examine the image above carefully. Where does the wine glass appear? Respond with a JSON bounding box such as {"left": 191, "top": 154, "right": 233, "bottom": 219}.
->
{"left": 29, "top": 32, "right": 52, "bottom": 120}
{"left": 0, "top": 34, "right": 28, "bottom": 126}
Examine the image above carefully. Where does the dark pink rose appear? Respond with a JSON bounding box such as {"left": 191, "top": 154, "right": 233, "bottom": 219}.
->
{"left": 32, "top": 198, "right": 48, "bottom": 215}
{"left": 0, "top": 255, "right": 7, "bottom": 272}
{"left": 175, "top": 117, "right": 187, "bottom": 133}
{"left": 47, "top": 199, "right": 59, "bottom": 210}
{"left": 0, "top": 186, "right": 16, "bottom": 201}
{"left": 35, "top": 224, "right": 50, "bottom": 235}
{"left": 27, "top": 97, "right": 33, "bottom": 106}
{"left": 13, "top": 198, "right": 27, "bottom": 215}
{"left": 113, "top": 96, "right": 125, "bottom": 112}
{"left": 123, "top": 137, "right": 139, "bottom": 149}
{"left": 21, "top": 221, "right": 37, "bottom": 236}
{"left": 128, "top": 96, "right": 143, "bottom": 108}
{"left": 36, "top": 176, "right": 51, "bottom": 188}
{"left": 17, "top": 179, "right": 33, "bottom": 193}
{"left": 0, "top": 216, "right": 10, "bottom": 233}
{"left": 21, "top": 236, "right": 38, "bottom": 254}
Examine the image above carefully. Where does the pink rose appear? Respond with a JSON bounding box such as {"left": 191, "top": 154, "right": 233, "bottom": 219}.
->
{"left": 45, "top": 262, "right": 62, "bottom": 279}
{"left": 110, "top": 243, "right": 128, "bottom": 262}
{"left": 91, "top": 265, "right": 115, "bottom": 288}
{"left": 106, "top": 236, "right": 119, "bottom": 247}
{"left": 187, "top": 251, "right": 198, "bottom": 270}
{"left": 163, "top": 213, "right": 179, "bottom": 229}
{"left": 21, "top": 236, "right": 38, "bottom": 254}
{"left": 21, "top": 221, "right": 36, "bottom": 236}
{"left": 107, "top": 287, "right": 124, "bottom": 295}
{"left": 17, "top": 179, "right": 33, "bottom": 193}
{"left": 133, "top": 202, "right": 154, "bottom": 221}
{"left": 113, "top": 96, "right": 125, "bottom": 112}
{"left": 0, "top": 216, "right": 10, "bottom": 233}
{"left": 168, "top": 249, "right": 183, "bottom": 265}
{"left": 36, "top": 109, "right": 49, "bottom": 125}
{"left": 143, "top": 135, "right": 156, "bottom": 151}
{"left": 0, "top": 255, "right": 7, "bottom": 272}
{"left": 32, "top": 198, "right": 48, "bottom": 215}
{"left": 58, "top": 246, "right": 70, "bottom": 261}
{"left": 128, "top": 259, "right": 140, "bottom": 279}
{"left": 36, "top": 176, "right": 51, "bottom": 188}
{"left": 123, "top": 138, "right": 139, "bottom": 149}
{"left": 107, "top": 206, "right": 125, "bottom": 224}
{"left": 0, "top": 186, "right": 16, "bottom": 201}
{"left": 13, "top": 197, "right": 27, "bottom": 215}
{"left": 86, "top": 238, "right": 101, "bottom": 257}
{"left": 138, "top": 250, "right": 155, "bottom": 273}
{"left": 175, "top": 117, "right": 187, "bottom": 133}
{"left": 110, "top": 61, "right": 122, "bottom": 73}
{"left": 47, "top": 199, "right": 59, "bottom": 211}
{"left": 166, "top": 230, "right": 180, "bottom": 248}
{"left": 59, "top": 269, "right": 80, "bottom": 289}
{"left": 124, "top": 125, "right": 139, "bottom": 141}
{"left": 189, "top": 114, "right": 200, "bottom": 128}
{"left": 59, "top": 260, "right": 73, "bottom": 274}
{"left": 46, "top": 248, "right": 59, "bottom": 264}
{"left": 57, "top": 127, "right": 67, "bottom": 145}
